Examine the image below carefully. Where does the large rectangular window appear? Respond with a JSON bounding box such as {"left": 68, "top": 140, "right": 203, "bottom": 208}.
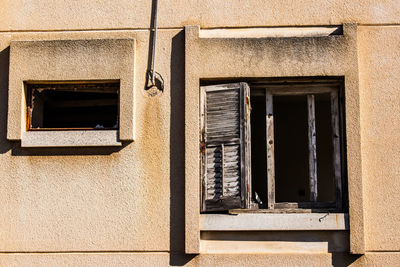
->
{"left": 200, "top": 78, "right": 346, "bottom": 213}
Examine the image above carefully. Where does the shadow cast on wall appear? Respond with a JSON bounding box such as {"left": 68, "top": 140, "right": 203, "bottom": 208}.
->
{"left": 169, "top": 29, "right": 196, "bottom": 265}
{"left": 331, "top": 252, "right": 362, "bottom": 266}
{"left": 0, "top": 47, "right": 11, "bottom": 155}
{"left": 11, "top": 143, "right": 128, "bottom": 156}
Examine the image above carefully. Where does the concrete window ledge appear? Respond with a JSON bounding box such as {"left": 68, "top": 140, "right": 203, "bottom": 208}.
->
{"left": 200, "top": 213, "right": 349, "bottom": 231}
{"left": 21, "top": 130, "right": 122, "bottom": 147}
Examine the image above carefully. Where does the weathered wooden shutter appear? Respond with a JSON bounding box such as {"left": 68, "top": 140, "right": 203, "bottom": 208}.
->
{"left": 200, "top": 82, "right": 251, "bottom": 212}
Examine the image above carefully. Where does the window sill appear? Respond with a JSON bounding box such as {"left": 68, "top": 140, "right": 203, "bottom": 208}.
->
{"left": 21, "top": 130, "right": 122, "bottom": 147}
{"left": 200, "top": 213, "right": 349, "bottom": 231}
{"left": 199, "top": 26, "right": 343, "bottom": 39}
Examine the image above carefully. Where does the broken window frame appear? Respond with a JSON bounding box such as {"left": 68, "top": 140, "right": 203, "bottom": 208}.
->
{"left": 25, "top": 80, "right": 120, "bottom": 131}
{"left": 265, "top": 84, "right": 344, "bottom": 212}
{"left": 200, "top": 79, "right": 346, "bottom": 213}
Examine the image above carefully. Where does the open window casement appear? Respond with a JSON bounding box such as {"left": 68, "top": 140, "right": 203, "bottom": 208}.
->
{"left": 200, "top": 83, "right": 251, "bottom": 212}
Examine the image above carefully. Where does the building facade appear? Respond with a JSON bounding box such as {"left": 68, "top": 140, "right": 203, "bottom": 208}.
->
{"left": 1, "top": 1, "right": 400, "bottom": 266}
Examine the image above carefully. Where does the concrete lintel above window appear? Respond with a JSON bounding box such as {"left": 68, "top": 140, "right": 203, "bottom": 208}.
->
{"left": 21, "top": 130, "right": 121, "bottom": 147}
{"left": 200, "top": 213, "right": 349, "bottom": 231}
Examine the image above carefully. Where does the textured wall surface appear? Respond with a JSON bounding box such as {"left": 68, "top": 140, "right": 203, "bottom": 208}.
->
{"left": 0, "top": 0, "right": 399, "bottom": 30}
{"left": 0, "top": 0, "right": 399, "bottom": 266}
{"left": 359, "top": 26, "right": 400, "bottom": 251}
{"left": 0, "top": 30, "right": 182, "bottom": 251}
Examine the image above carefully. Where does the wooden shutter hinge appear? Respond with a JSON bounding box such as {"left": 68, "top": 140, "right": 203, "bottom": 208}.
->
{"left": 200, "top": 141, "right": 205, "bottom": 155}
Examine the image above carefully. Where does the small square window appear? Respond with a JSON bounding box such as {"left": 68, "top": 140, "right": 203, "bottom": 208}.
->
{"left": 26, "top": 81, "right": 119, "bottom": 131}
{"left": 7, "top": 38, "right": 136, "bottom": 143}
{"left": 19, "top": 81, "right": 122, "bottom": 147}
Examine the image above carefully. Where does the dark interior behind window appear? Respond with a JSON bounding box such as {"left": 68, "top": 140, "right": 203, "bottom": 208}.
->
{"left": 26, "top": 81, "right": 119, "bottom": 130}
{"left": 274, "top": 95, "right": 310, "bottom": 203}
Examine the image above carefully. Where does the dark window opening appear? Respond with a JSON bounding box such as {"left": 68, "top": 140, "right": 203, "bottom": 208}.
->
{"left": 250, "top": 91, "right": 267, "bottom": 208}
{"left": 200, "top": 78, "right": 346, "bottom": 213}
{"left": 274, "top": 95, "right": 310, "bottom": 203}
{"left": 315, "top": 93, "right": 335, "bottom": 203}
{"left": 250, "top": 86, "right": 342, "bottom": 211}
{"left": 26, "top": 81, "right": 119, "bottom": 130}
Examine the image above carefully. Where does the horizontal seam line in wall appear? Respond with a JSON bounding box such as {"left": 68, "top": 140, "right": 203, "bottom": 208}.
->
{"left": 365, "top": 250, "right": 400, "bottom": 253}
{"left": 0, "top": 23, "right": 400, "bottom": 33}
{"left": 358, "top": 23, "right": 400, "bottom": 26}
{"left": 0, "top": 27, "right": 183, "bottom": 33}
{"left": 0, "top": 250, "right": 170, "bottom": 254}
{"left": 191, "top": 24, "right": 400, "bottom": 29}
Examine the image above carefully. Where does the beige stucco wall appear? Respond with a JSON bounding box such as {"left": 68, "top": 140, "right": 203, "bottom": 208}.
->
{"left": 1, "top": 0, "right": 399, "bottom": 30}
{"left": 0, "top": 29, "right": 179, "bottom": 251}
{"left": 0, "top": 0, "right": 399, "bottom": 266}
{"left": 2, "top": 252, "right": 400, "bottom": 267}
{"left": 359, "top": 26, "right": 400, "bottom": 252}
